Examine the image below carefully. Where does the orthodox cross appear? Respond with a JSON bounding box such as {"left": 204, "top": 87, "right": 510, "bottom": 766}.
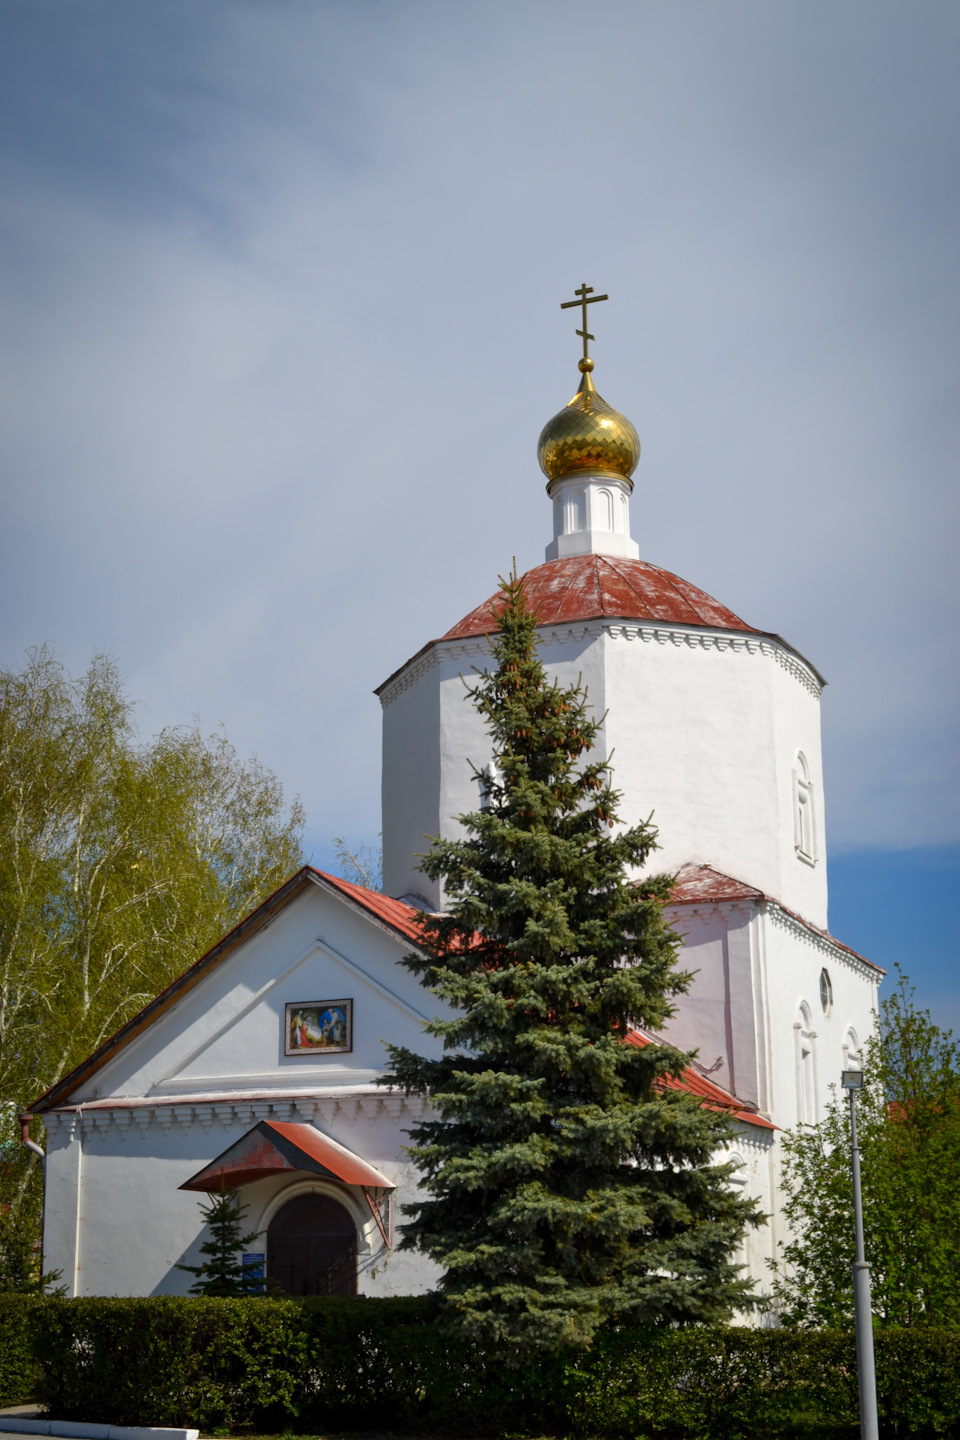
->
{"left": 560, "top": 283, "right": 608, "bottom": 363}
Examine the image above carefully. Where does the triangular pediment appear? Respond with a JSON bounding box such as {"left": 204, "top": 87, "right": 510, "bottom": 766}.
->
{"left": 36, "top": 870, "right": 442, "bottom": 1108}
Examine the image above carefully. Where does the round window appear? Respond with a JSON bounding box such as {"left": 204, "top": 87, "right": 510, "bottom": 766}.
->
{"left": 819, "top": 968, "right": 833, "bottom": 1014}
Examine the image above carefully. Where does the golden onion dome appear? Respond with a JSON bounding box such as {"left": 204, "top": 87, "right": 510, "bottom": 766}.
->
{"left": 537, "top": 359, "right": 640, "bottom": 489}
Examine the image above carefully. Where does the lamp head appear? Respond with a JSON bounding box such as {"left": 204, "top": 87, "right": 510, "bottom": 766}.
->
{"left": 841, "top": 1069, "right": 864, "bottom": 1090}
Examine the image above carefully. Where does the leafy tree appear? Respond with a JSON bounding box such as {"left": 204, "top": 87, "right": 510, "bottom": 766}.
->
{"left": 0, "top": 1104, "right": 62, "bottom": 1293}
{"left": 383, "top": 573, "right": 761, "bottom": 1354}
{"left": 332, "top": 833, "right": 383, "bottom": 892}
{"left": 0, "top": 647, "right": 304, "bottom": 1261}
{"left": 772, "top": 967, "right": 960, "bottom": 1327}
{"left": 177, "top": 1185, "right": 263, "bottom": 1296}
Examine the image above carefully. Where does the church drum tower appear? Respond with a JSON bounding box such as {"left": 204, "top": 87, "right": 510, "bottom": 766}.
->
{"left": 377, "top": 288, "right": 881, "bottom": 1252}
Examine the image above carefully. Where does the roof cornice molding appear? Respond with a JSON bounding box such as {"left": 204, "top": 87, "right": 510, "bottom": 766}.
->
{"left": 728, "top": 1122, "right": 775, "bottom": 1152}
{"left": 762, "top": 900, "right": 884, "bottom": 980}
{"left": 41, "top": 1088, "right": 427, "bottom": 1139}
{"left": 664, "top": 864, "right": 882, "bottom": 977}
{"left": 377, "top": 618, "right": 824, "bottom": 709}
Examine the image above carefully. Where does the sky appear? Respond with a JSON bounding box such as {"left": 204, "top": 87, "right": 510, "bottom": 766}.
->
{"left": 1, "top": 2, "right": 957, "bottom": 1023}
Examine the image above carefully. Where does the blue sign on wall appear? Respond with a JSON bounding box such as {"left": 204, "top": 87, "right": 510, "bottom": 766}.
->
{"left": 242, "top": 1252, "right": 265, "bottom": 1294}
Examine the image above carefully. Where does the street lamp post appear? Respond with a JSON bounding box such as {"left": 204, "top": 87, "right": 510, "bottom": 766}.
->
{"left": 841, "top": 1069, "right": 879, "bottom": 1440}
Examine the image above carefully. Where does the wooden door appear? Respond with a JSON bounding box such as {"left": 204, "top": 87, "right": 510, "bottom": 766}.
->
{"left": 267, "top": 1193, "right": 357, "bottom": 1296}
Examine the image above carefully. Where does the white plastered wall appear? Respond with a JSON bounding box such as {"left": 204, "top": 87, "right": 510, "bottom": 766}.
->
{"left": 660, "top": 900, "right": 766, "bottom": 1111}
{"left": 656, "top": 895, "right": 879, "bottom": 1309}
{"left": 660, "top": 899, "right": 879, "bottom": 1130}
{"left": 382, "top": 627, "right": 607, "bottom": 908}
{"left": 41, "top": 880, "right": 449, "bottom": 1299}
{"left": 381, "top": 620, "right": 828, "bottom": 926}
{"left": 759, "top": 905, "right": 880, "bottom": 1135}
{"left": 42, "top": 1095, "right": 438, "bottom": 1299}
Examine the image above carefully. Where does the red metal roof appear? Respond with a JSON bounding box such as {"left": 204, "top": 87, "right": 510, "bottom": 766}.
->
{"left": 669, "top": 864, "right": 763, "bottom": 905}
{"left": 314, "top": 871, "right": 427, "bottom": 943}
{"left": 443, "top": 555, "right": 756, "bottom": 639}
{"left": 624, "top": 1029, "right": 776, "bottom": 1131}
{"left": 179, "top": 1120, "right": 394, "bottom": 1192}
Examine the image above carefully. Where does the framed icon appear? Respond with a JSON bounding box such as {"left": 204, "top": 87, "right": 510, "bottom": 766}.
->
{"left": 284, "top": 999, "right": 353, "bottom": 1056}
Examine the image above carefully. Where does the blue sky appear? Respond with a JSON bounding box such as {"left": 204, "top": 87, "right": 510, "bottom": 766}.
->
{"left": 1, "top": 2, "right": 957, "bottom": 1024}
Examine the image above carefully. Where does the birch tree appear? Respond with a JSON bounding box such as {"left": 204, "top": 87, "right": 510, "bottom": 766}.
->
{"left": 0, "top": 649, "right": 304, "bottom": 1283}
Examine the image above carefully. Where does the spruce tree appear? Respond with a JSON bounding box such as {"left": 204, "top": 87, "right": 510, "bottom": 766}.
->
{"left": 384, "top": 572, "right": 761, "bottom": 1352}
{"left": 177, "top": 1184, "right": 263, "bottom": 1296}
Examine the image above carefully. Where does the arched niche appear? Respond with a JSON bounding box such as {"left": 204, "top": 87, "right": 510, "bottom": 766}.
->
{"left": 795, "top": 1001, "right": 817, "bottom": 1125}
{"left": 794, "top": 751, "right": 817, "bottom": 865}
{"left": 266, "top": 1190, "right": 358, "bottom": 1296}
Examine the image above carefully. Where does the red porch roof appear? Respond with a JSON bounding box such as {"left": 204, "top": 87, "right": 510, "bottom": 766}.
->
{"left": 179, "top": 1120, "right": 394, "bottom": 1193}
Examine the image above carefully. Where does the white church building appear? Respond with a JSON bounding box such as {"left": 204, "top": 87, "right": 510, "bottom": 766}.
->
{"left": 30, "top": 303, "right": 881, "bottom": 1304}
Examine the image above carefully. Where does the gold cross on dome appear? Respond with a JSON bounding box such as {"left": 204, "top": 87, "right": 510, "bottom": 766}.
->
{"left": 560, "top": 283, "right": 608, "bottom": 363}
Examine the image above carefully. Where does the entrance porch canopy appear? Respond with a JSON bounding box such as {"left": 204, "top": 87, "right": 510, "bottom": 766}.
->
{"left": 180, "top": 1120, "right": 394, "bottom": 1194}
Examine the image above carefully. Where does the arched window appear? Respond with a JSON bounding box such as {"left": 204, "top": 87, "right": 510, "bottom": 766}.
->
{"left": 843, "top": 1027, "right": 861, "bottom": 1071}
{"left": 795, "top": 1002, "right": 817, "bottom": 1125}
{"left": 819, "top": 968, "right": 833, "bottom": 1015}
{"left": 553, "top": 494, "right": 562, "bottom": 537}
{"left": 565, "top": 489, "right": 586, "bottom": 533}
{"left": 620, "top": 493, "right": 629, "bottom": 533}
{"left": 794, "top": 752, "right": 816, "bottom": 864}
{"left": 596, "top": 488, "right": 614, "bottom": 532}
{"left": 726, "top": 1153, "right": 747, "bottom": 1190}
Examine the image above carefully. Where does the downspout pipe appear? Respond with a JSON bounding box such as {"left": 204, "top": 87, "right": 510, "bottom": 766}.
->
{"left": 19, "top": 1113, "right": 45, "bottom": 1179}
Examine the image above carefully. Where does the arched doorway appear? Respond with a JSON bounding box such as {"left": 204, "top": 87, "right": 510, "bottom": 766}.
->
{"left": 267, "top": 1192, "right": 357, "bottom": 1296}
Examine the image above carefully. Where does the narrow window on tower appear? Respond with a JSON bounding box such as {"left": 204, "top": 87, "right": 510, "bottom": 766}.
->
{"left": 795, "top": 1002, "right": 817, "bottom": 1124}
{"left": 819, "top": 967, "right": 833, "bottom": 1015}
{"left": 793, "top": 752, "right": 816, "bottom": 865}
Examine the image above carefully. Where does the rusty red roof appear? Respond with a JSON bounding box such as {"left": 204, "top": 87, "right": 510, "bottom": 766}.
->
{"left": 625, "top": 1028, "right": 776, "bottom": 1131}
{"left": 316, "top": 871, "right": 427, "bottom": 942}
{"left": 180, "top": 1119, "right": 394, "bottom": 1192}
{"left": 669, "top": 864, "right": 763, "bottom": 905}
{"left": 443, "top": 555, "right": 756, "bottom": 640}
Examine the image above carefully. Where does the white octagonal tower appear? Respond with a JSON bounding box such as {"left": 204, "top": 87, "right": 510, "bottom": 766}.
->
{"left": 378, "top": 351, "right": 829, "bottom": 931}
{"left": 376, "top": 318, "right": 881, "bottom": 1179}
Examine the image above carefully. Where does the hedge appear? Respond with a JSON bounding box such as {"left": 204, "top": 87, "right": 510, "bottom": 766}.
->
{"left": 3, "top": 1294, "right": 959, "bottom": 1437}
{"left": 0, "top": 1295, "right": 40, "bottom": 1408}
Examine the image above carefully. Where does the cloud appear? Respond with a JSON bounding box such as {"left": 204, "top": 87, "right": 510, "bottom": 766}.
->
{"left": 1, "top": 0, "right": 957, "bottom": 857}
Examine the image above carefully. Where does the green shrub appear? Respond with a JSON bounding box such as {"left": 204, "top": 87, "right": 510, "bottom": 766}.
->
{"left": 0, "top": 1293, "right": 40, "bottom": 1407}
{"left": 11, "top": 1295, "right": 960, "bottom": 1437}
{"left": 33, "top": 1296, "right": 309, "bottom": 1431}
